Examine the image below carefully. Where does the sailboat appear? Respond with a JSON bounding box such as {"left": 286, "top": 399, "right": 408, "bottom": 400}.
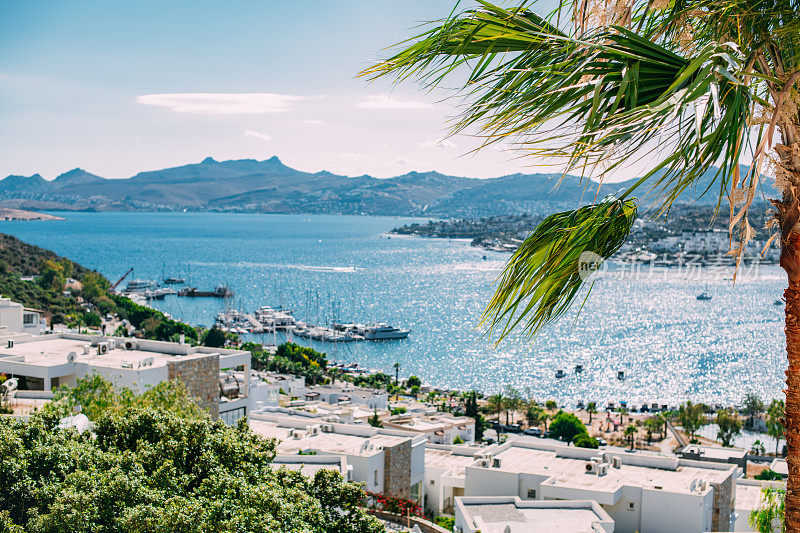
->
{"left": 696, "top": 284, "right": 712, "bottom": 300}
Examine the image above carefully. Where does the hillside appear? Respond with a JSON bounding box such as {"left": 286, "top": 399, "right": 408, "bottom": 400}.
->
{"left": 0, "top": 157, "right": 761, "bottom": 217}
{"left": 0, "top": 233, "right": 195, "bottom": 340}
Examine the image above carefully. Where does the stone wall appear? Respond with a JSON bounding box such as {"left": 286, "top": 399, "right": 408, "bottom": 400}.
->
{"left": 383, "top": 439, "right": 412, "bottom": 498}
{"left": 711, "top": 473, "right": 734, "bottom": 531}
{"left": 168, "top": 354, "right": 219, "bottom": 418}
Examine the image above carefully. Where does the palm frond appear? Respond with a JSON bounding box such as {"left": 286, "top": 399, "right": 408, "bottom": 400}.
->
{"left": 482, "top": 197, "right": 637, "bottom": 340}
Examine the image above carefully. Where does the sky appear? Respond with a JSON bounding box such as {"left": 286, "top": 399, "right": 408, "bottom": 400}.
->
{"left": 0, "top": 0, "right": 630, "bottom": 181}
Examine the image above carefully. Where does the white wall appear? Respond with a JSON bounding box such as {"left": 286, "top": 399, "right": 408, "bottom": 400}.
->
{"left": 464, "top": 464, "right": 520, "bottom": 497}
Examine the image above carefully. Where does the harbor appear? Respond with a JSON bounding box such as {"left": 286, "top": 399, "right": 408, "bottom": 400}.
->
{"left": 115, "top": 270, "right": 412, "bottom": 343}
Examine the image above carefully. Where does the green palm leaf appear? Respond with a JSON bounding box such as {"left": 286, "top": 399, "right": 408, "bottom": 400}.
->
{"left": 482, "top": 197, "right": 637, "bottom": 340}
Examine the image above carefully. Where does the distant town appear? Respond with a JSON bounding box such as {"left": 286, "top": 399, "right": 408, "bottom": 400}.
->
{"left": 392, "top": 205, "right": 780, "bottom": 266}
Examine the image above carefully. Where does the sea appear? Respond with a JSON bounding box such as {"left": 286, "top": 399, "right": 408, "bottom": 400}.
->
{"left": 0, "top": 212, "right": 787, "bottom": 407}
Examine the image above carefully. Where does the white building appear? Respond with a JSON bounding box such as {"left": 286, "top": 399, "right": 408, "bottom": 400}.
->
{"left": 463, "top": 440, "right": 737, "bottom": 533}
{"left": 0, "top": 297, "right": 46, "bottom": 336}
{"left": 0, "top": 333, "right": 252, "bottom": 423}
{"left": 249, "top": 412, "right": 426, "bottom": 503}
{"left": 261, "top": 372, "right": 306, "bottom": 398}
{"left": 272, "top": 453, "right": 349, "bottom": 478}
{"left": 384, "top": 413, "right": 476, "bottom": 444}
{"left": 425, "top": 444, "right": 484, "bottom": 515}
{"left": 304, "top": 384, "right": 388, "bottom": 410}
{"left": 254, "top": 402, "right": 389, "bottom": 424}
{"left": 454, "top": 496, "right": 615, "bottom": 533}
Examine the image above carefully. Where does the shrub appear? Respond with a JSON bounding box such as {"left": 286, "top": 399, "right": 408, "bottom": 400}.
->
{"left": 573, "top": 433, "right": 599, "bottom": 449}
{"left": 549, "top": 412, "right": 588, "bottom": 444}
{"left": 755, "top": 469, "right": 784, "bottom": 481}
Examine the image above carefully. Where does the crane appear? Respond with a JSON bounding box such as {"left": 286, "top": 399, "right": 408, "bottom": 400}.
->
{"left": 111, "top": 268, "right": 134, "bottom": 292}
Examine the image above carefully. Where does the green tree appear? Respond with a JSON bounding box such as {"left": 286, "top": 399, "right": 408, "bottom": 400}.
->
{"left": 549, "top": 412, "right": 587, "bottom": 445}
{"left": 716, "top": 408, "right": 743, "bottom": 447}
{"left": 503, "top": 385, "right": 522, "bottom": 425}
{"left": 752, "top": 440, "right": 767, "bottom": 456}
{"left": 573, "top": 433, "right": 599, "bottom": 449}
{"left": 768, "top": 399, "right": 786, "bottom": 456}
{"left": 744, "top": 393, "right": 766, "bottom": 429}
{"left": 486, "top": 393, "right": 504, "bottom": 422}
{"left": 202, "top": 326, "right": 227, "bottom": 348}
{"left": 366, "top": 1, "right": 800, "bottom": 525}
{"left": 406, "top": 375, "right": 422, "bottom": 389}
{"left": 750, "top": 487, "right": 785, "bottom": 533}
{"left": 526, "top": 405, "right": 546, "bottom": 428}
{"left": 2, "top": 380, "right": 381, "bottom": 532}
{"left": 82, "top": 311, "right": 102, "bottom": 328}
{"left": 38, "top": 259, "right": 67, "bottom": 292}
{"left": 624, "top": 424, "right": 637, "bottom": 451}
{"left": 393, "top": 362, "right": 400, "bottom": 385}
{"left": 678, "top": 401, "right": 705, "bottom": 440}
{"left": 368, "top": 410, "right": 383, "bottom": 428}
{"left": 586, "top": 402, "right": 597, "bottom": 424}
{"left": 464, "top": 390, "right": 486, "bottom": 441}
{"left": 545, "top": 400, "right": 557, "bottom": 411}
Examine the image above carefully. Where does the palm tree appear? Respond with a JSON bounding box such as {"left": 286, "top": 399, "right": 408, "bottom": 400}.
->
{"left": 365, "top": 1, "right": 800, "bottom": 524}
{"left": 486, "top": 393, "right": 504, "bottom": 422}
{"left": 624, "top": 424, "right": 637, "bottom": 452}
{"left": 587, "top": 402, "right": 598, "bottom": 425}
{"left": 393, "top": 362, "right": 400, "bottom": 386}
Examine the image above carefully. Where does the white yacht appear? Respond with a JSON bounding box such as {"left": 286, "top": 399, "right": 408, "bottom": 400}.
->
{"left": 123, "top": 280, "right": 157, "bottom": 294}
{"left": 357, "top": 323, "right": 410, "bottom": 340}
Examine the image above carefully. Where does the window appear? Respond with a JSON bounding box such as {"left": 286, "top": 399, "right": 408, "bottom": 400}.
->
{"left": 628, "top": 502, "right": 636, "bottom": 511}
{"left": 374, "top": 470, "right": 379, "bottom": 487}
{"left": 527, "top": 489, "right": 537, "bottom": 499}
{"left": 23, "top": 314, "right": 34, "bottom": 324}
{"left": 430, "top": 480, "right": 435, "bottom": 485}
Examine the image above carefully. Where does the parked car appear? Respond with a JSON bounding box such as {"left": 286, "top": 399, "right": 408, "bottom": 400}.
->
{"left": 504, "top": 424, "right": 522, "bottom": 433}
{"left": 523, "top": 427, "right": 542, "bottom": 437}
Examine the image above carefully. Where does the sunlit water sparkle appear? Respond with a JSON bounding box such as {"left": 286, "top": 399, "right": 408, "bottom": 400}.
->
{"left": 0, "top": 212, "right": 785, "bottom": 406}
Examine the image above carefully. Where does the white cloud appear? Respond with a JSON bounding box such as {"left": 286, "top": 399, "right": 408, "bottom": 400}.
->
{"left": 244, "top": 130, "right": 272, "bottom": 142}
{"left": 356, "top": 94, "right": 433, "bottom": 110}
{"left": 301, "top": 119, "right": 325, "bottom": 125}
{"left": 136, "top": 93, "right": 303, "bottom": 115}
{"left": 342, "top": 152, "right": 367, "bottom": 162}
{"left": 393, "top": 157, "right": 413, "bottom": 166}
{"left": 419, "top": 139, "right": 458, "bottom": 149}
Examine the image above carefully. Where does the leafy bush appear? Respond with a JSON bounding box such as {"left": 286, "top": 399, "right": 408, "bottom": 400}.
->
{"left": 0, "top": 377, "right": 382, "bottom": 533}
{"left": 755, "top": 468, "right": 784, "bottom": 481}
{"left": 573, "top": 433, "right": 599, "bottom": 449}
{"left": 549, "top": 412, "right": 588, "bottom": 444}
{"left": 435, "top": 516, "right": 455, "bottom": 531}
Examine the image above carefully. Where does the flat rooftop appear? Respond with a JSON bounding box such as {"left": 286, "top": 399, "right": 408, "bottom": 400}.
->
{"left": 426, "top": 448, "right": 477, "bottom": 478}
{"left": 459, "top": 500, "right": 611, "bottom": 533}
{"left": 249, "top": 419, "right": 408, "bottom": 457}
{"left": 0, "top": 338, "right": 183, "bottom": 370}
{"left": 491, "top": 445, "right": 729, "bottom": 495}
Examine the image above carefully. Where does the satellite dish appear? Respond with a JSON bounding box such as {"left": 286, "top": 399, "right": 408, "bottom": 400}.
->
{"left": 67, "top": 351, "right": 77, "bottom": 363}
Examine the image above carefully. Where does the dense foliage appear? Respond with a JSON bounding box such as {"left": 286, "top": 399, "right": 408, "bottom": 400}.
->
{"left": 246, "top": 342, "right": 328, "bottom": 386}
{"left": 0, "top": 233, "right": 92, "bottom": 323}
{"left": 549, "top": 412, "right": 588, "bottom": 445}
{"left": 0, "top": 378, "right": 382, "bottom": 533}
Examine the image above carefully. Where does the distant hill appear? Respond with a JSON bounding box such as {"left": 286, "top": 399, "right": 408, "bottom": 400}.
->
{"left": 0, "top": 157, "right": 762, "bottom": 217}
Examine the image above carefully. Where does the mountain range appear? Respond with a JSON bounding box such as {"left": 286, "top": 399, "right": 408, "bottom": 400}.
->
{"left": 0, "top": 156, "right": 754, "bottom": 217}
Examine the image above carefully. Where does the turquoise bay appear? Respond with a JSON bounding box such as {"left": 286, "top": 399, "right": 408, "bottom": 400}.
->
{"left": 0, "top": 212, "right": 786, "bottom": 406}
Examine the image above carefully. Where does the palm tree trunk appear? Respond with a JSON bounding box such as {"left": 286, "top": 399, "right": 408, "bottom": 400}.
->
{"left": 775, "top": 118, "right": 800, "bottom": 530}
{"left": 784, "top": 228, "right": 800, "bottom": 531}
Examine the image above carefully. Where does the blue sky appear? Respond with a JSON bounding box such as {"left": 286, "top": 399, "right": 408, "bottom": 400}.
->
{"left": 1, "top": 0, "right": 586, "bottom": 180}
